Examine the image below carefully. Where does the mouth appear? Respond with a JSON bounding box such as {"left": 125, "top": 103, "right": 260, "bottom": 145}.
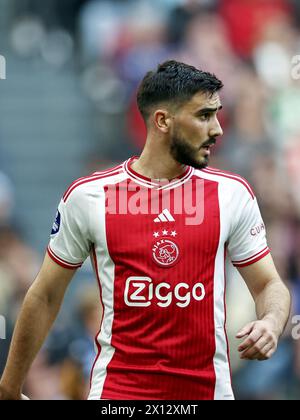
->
{"left": 201, "top": 143, "right": 216, "bottom": 153}
{"left": 199, "top": 140, "right": 217, "bottom": 159}
{"left": 200, "top": 139, "right": 217, "bottom": 151}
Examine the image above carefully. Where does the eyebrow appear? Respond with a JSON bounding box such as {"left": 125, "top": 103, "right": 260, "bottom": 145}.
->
{"left": 196, "top": 105, "right": 223, "bottom": 115}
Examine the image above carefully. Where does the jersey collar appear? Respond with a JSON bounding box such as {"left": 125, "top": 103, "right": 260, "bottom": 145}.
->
{"left": 123, "top": 156, "right": 194, "bottom": 190}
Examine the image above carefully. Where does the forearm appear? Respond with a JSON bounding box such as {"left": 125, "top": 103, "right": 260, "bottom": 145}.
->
{"left": 0, "top": 287, "right": 62, "bottom": 395}
{"left": 255, "top": 278, "right": 291, "bottom": 338}
{"left": 237, "top": 255, "right": 291, "bottom": 361}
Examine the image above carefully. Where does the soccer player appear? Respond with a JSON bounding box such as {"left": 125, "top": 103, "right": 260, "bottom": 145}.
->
{"left": 0, "top": 61, "right": 291, "bottom": 400}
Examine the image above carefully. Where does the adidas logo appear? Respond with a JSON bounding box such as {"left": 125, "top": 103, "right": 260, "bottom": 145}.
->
{"left": 154, "top": 209, "right": 175, "bottom": 223}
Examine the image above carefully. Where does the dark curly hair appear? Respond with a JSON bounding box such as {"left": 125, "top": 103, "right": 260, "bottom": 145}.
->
{"left": 137, "top": 60, "right": 223, "bottom": 122}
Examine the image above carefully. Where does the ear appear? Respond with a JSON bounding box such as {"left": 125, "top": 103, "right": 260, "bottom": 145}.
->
{"left": 154, "top": 109, "right": 173, "bottom": 134}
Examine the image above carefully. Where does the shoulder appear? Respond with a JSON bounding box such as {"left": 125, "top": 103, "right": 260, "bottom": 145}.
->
{"left": 194, "top": 167, "right": 255, "bottom": 200}
{"left": 63, "top": 163, "right": 124, "bottom": 203}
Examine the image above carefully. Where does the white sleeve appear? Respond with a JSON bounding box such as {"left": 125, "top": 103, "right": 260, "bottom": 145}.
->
{"left": 227, "top": 187, "right": 270, "bottom": 268}
{"left": 47, "top": 187, "right": 91, "bottom": 269}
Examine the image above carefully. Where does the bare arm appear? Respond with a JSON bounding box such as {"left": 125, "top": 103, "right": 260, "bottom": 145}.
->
{"left": 236, "top": 254, "right": 291, "bottom": 361}
{"left": 0, "top": 254, "right": 76, "bottom": 399}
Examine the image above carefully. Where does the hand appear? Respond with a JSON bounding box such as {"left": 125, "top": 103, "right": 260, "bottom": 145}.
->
{"left": 0, "top": 384, "right": 29, "bottom": 400}
{"left": 236, "top": 319, "right": 279, "bottom": 361}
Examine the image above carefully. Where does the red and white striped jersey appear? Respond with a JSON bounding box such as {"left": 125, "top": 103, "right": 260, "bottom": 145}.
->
{"left": 48, "top": 156, "right": 270, "bottom": 400}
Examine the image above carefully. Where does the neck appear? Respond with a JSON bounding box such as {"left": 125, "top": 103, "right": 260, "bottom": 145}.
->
{"left": 131, "top": 135, "right": 187, "bottom": 181}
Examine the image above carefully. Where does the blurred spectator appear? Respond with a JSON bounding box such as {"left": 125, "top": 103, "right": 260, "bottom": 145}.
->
{"left": 0, "top": 227, "right": 41, "bottom": 376}
{"left": 167, "top": 0, "right": 218, "bottom": 46}
{"left": 24, "top": 352, "right": 64, "bottom": 400}
{"left": 12, "top": 0, "right": 89, "bottom": 33}
{"left": 219, "top": 0, "right": 292, "bottom": 59}
{"left": 40, "top": 285, "right": 102, "bottom": 399}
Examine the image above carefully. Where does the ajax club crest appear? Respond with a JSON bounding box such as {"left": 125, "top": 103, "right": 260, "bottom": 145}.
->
{"left": 152, "top": 239, "right": 180, "bottom": 268}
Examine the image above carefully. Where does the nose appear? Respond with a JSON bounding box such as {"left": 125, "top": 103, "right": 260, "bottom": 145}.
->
{"left": 209, "top": 117, "right": 223, "bottom": 138}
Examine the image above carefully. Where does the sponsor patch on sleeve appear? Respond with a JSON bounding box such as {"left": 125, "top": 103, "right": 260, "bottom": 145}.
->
{"left": 51, "top": 210, "right": 61, "bottom": 235}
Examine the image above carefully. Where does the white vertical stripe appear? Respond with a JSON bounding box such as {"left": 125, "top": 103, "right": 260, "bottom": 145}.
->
{"left": 88, "top": 185, "right": 117, "bottom": 400}
{"left": 162, "top": 209, "right": 175, "bottom": 222}
{"left": 159, "top": 214, "right": 168, "bottom": 222}
{"left": 213, "top": 183, "right": 235, "bottom": 401}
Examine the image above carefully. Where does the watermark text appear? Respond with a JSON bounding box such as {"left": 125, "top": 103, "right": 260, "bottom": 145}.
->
{"left": 0, "top": 315, "right": 6, "bottom": 340}
{"left": 292, "top": 315, "right": 300, "bottom": 340}
{"left": 291, "top": 55, "right": 300, "bottom": 80}
{"left": 0, "top": 55, "right": 6, "bottom": 80}
{"left": 105, "top": 178, "right": 205, "bottom": 226}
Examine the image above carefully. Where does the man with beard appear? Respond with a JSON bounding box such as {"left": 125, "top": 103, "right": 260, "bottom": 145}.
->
{"left": 0, "top": 61, "right": 291, "bottom": 400}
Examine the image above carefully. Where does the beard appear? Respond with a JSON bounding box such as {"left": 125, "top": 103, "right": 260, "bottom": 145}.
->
{"left": 170, "top": 132, "right": 215, "bottom": 170}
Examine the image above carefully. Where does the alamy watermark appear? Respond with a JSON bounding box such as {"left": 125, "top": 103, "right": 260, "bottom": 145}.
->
{"left": 105, "top": 178, "right": 205, "bottom": 226}
{"left": 0, "top": 54, "right": 6, "bottom": 80}
{"left": 291, "top": 55, "right": 300, "bottom": 80}
{"left": 0, "top": 315, "right": 6, "bottom": 340}
{"left": 292, "top": 315, "right": 300, "bottom": 340}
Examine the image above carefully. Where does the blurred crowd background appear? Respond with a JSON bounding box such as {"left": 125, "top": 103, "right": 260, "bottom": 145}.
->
{"left": 0, "top": 0, "right": 300, "bottom": 400}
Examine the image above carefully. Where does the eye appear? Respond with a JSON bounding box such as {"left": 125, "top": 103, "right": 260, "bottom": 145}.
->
{"left": 200, "top": 113, "right": 211, "bottom": 121}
